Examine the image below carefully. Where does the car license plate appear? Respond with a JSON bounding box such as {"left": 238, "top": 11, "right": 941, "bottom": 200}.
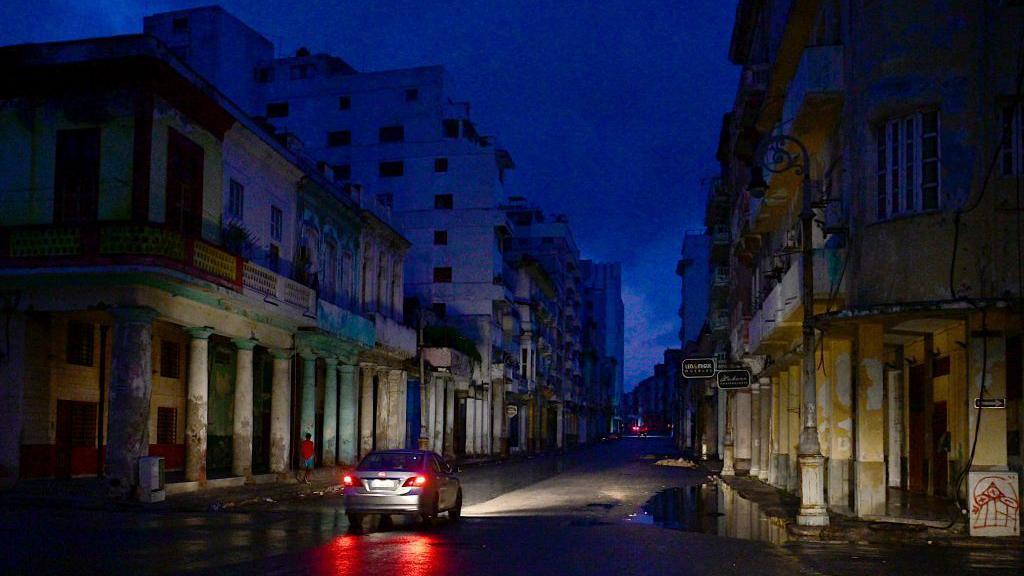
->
{"left": 370, "top": 479, "right": 394, "bottom": 489}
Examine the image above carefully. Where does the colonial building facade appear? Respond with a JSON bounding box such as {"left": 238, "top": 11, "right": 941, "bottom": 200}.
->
{"left": 0, "top": 35, "right": 407, "bottom": 495}
{"left": 710, "top": 0, "right": 1023, "bottom": 535}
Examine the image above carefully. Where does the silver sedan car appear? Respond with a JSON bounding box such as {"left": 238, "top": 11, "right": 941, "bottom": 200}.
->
{"left": 343, "top": 449, "right": 462, "bottom": 529}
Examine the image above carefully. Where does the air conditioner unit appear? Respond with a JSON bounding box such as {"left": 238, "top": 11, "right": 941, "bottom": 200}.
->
{"left": 138, "top": 456, "right": 166, "bottom": 503}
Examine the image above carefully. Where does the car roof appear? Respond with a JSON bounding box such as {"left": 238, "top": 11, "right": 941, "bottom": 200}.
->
{"left": 365, "top": 449, "right": 435, "bottom": 456}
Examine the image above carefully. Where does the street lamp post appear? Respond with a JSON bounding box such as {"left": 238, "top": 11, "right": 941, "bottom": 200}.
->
{"left": 748, "top": 133, "right": 829, "bottom": 527}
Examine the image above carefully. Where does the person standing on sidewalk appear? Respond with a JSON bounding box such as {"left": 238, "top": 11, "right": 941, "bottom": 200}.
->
{"left": 300, "top": 433, "right": 315, "bottom": 484}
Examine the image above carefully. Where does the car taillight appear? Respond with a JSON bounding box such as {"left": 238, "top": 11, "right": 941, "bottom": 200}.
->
{"left": 343, "top": 475, "right": 354, "bottom": 487}
{"left": 402, "top": 475, "right": 428, "bottom": 487}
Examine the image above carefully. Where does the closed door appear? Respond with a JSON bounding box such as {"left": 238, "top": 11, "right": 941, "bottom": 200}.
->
{"left": 932, "top": 401, "right": 948, "bottom": 497}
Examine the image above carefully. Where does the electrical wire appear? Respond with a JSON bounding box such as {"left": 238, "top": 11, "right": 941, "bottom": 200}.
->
{"left": 944, "top": 307, "right": 987, "bottom": 530}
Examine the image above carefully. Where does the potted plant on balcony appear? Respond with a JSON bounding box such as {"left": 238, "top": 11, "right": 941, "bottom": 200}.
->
{"left": 221, "top": 221, "right": 257, "bottom": 258}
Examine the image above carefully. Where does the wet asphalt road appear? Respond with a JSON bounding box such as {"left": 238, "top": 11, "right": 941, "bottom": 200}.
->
{"left": 1, "top": 437, "right": 1022, "bottom": 575}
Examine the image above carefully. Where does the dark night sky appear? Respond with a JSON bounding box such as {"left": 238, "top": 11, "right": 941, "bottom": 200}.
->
{"left": 1, "top": 1, "right": 739, "bottom": 389}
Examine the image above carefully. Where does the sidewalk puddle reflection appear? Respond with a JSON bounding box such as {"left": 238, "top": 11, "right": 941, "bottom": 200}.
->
{"left": 627, "top": 481, "right": 789, "bottom": 545}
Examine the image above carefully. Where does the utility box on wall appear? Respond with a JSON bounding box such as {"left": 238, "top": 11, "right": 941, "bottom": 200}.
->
{"left": 968, "top": 471, "right": 1019, "bottom": 537}
{"left": 138, "top": 456, "right": 166, "bottom": 503}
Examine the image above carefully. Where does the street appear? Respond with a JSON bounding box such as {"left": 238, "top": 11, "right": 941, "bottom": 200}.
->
{"left": 0, "top": 437, "right": 1020, "bottom": 575}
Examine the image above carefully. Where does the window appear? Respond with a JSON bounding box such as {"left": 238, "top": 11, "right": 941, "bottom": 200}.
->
{"left": 156, "top": 407, "right": 177, "bottom": 445}
{"left": 876, "top": 110, "right": 940, "bottom": 220}
{"left": 433, "top": 267, "right": 453, "bottom": 283}
{"left": 434, "top": 158, "right": 448, "bottom": 172}
{"left": 339, "top": 95, "right": 351, "bottom": 110}
{"left": 333, "top": 164, "right": 351, "bottom": 181}
{"left": 443, "top": 119, "right": 460, "bottom": 138}
{"left": 66, "top": 321, "right": 94, "bottom": 367}
{"left": 166, "top": 128, "right": 205, "bottom": 237}
{"left": 265, "top": 102, "right": 289, "bottom": 118}
{"left": 160, "top": 340, "right": 181, "bottom": 379}
{"left": 1001, "top": 102, "right": 1024, "bottom": 176}
{"left": 172, "top": 16, "right": 189, "bottom": 32}
{"left": 324, "top": 239, "right": 338, "bottom": 301}
{"left": 327, "top": 130, "right": 351, "bottom": 147}
{"left": 434, "top": 194, "right": 453, "bottom": 209}
{"left": 290, "top": 64, "right": 313, "bottom": 80}
{"left": 54, "top": 128, "right": 101, "bottom": 225}
{"left": 542, "top": 237, "right": 554, "bottom": 244}
{"left": 431, "top": 303, "right": 447, "bottom": 318}
{"left": 269, "top": 244, "right": 280, "bottom": 272}
{"left": 255, "top": 67, "right": 273, "bottom": 83}
{"left": 227, "top": 179, "right": 244, "bottom": 219}
{"left": 434, "top": 230, "right": 448, "bottom": 245}
{"left": 379, "top": 125, "right": 405, "bottom": 143}
{"left": 270, "top": 206, "right": 283, "bottom": 241}
{"left": 405, "top": 88, "right": 419, "bottom": 102}
{"left": 379, "top": 161, "right": 404, "bottom": 178}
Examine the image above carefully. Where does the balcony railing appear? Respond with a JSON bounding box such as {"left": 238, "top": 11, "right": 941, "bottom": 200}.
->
{"left": 2, "top": 223, "right": 243, "bottom": 289}
{"left": 242, "top": 261, "right": 316, "bottom": 313}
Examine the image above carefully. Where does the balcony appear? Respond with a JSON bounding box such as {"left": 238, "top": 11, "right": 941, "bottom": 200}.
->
{"left": 243, "top": 261, "right": 315, "bottom": 314}
{"left": 316, "top": 300, "right": 376, "bottom": 348}
{"left": 782, "top": 44, "right": 844, "bottom": 138}
{"left": 710, "top": 311, "right": 730, "bottom": 335}
{"left": 748, "top": 248, "right": 846, "bottom": 353}
{"left": 373, "top": 312, "right": 416, "bottom": 359}
{"left": 1, "top": 223, "right": 243, "bottom": 289}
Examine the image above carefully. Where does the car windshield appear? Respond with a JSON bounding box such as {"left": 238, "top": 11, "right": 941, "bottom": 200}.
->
{"left": 357, "top": 452, "right": 425, "bottom": 471}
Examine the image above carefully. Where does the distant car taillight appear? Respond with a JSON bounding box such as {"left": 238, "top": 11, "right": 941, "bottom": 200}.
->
{"left": 403, "top": 475, "right": 428, "bottom": 487}
{"left": 343, "top": 475, "right": 354, "bottom": 487}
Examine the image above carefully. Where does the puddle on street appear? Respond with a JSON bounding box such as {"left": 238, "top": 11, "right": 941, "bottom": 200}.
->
{"left": 627, "top": 480, "right": 789, "bottom": 545}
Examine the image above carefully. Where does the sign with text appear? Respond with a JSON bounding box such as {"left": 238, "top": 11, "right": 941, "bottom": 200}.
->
{"left": 717, "top": 369, "right": 751, "bottom": 389}
{"left": 681, "top": 358, "right": 716, "bottom": 379}
{"left": 974, "top": 398, "right": 1006, "bottom": 409}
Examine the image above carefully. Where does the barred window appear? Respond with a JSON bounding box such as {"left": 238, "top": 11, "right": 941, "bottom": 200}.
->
{"left": 160, "top": 340, "right": 181, "bottom": 379}
{"left": 66, "top": 321, "right": 94, "bottom": 366}
{"left": 69, "top": 402, "right": 97, "bottom": 447}
{"left": 157, "top": 407, "right": 177, "bottom": 445}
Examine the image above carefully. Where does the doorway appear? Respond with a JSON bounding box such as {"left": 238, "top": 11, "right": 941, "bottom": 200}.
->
{"left": 907, "top": 363, "right": 927, "bottom": 493}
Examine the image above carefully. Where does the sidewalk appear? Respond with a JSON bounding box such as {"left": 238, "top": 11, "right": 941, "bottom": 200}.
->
{"left": 0, "top": 467, "right": 347, "bottom": 513}
{"left": 705, "top": 462, "right": 1023, "bottom": 549}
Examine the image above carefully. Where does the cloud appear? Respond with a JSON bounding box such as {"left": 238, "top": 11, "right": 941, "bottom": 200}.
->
{"left": 622, "top": 284, "right": 677, "bottom": 390}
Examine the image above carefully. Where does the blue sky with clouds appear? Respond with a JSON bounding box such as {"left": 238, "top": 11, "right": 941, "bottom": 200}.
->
{"left": 1, "top": 0, "right": 738, "bottom": 390}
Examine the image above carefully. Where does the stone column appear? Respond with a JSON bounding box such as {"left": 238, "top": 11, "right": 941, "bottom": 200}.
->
{"left": 749, "top": 382, "right": 762, "bottom": 479}
{"left": 105, "top": 307, "right": 158, "bottom": 496}
{"left": 299, "top": 352, "right": 318, "bottom": 444}
{"left": 734, "top": 389, "right": 751, "bottom": 473}
{"left": 774, "top": 372, "right": 788, "bottom": 488}
{"left": 444, "top": 381, "right": 456, "bottom": 459}
{"left": 467, "top": 395, "right": 477, "bottom": 455}
{"left": 787, "top": 365, "right": 801, "bottom": 493}
{"left": 433, "top": 377, "right": 445, "bottom": 452}
{"left": 322, "top": 357, "right": 338, "bottom": 466}
{"left": 722, "top": 390, "right": 735, "bottom": 476}
{"left": 231, "top": 339, "right": 256, "bottom": 479}
{"left": 829, "top": 338, "right": 853, "bottom": 510}
{"left": 0, "top": 313, "right": 26, "bottom": 490}
{"left": 359, "top": 366, "right": 375, "bottom": 457}
{"left": 184, "top": 326, "right": 214, "bottom": 483}
{"left": 338, "top": 364, "right": 357, "bottom": 465}
{"left": 855, "top": 323, "right": 886, "bottom": 517}
{"left": 269, "top": 348, "right": 292, "bottom": 474}
{"left": 759, "top": 378, "right": 771, "bottom": 482}
{"left": 556, "top": 401, "right": 565, "bottom": 449}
